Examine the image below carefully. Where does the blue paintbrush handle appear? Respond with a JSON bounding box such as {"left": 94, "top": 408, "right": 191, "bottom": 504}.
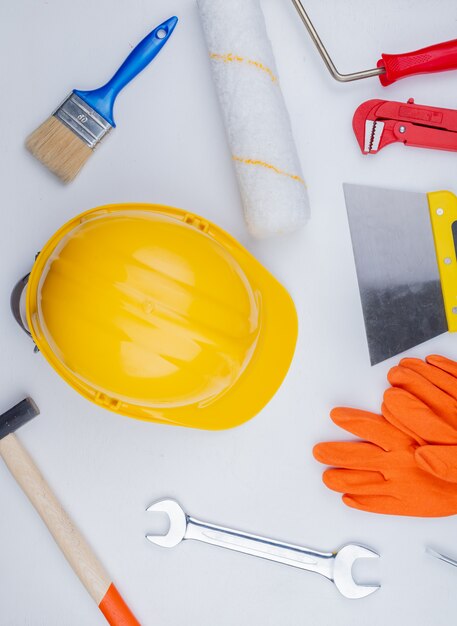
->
{"left": 74, "top": 16, "right": 178, "bottom": 127}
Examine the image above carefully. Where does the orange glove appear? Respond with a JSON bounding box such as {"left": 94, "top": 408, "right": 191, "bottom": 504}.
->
{"left": 383, "top": 355, "right": 457, "bottom": 481}
{"left": 313, "top": 407, "right": 457, "bottom": 517}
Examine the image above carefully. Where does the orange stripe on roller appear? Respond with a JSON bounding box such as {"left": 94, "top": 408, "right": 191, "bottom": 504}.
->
{"left": 209, "top": 52, "right": 277, "bottom": 83}
{"left": 232, "top": 156, "right": 305, "bottom": 185}
{"left": 99, "top": 583, "right": 141, "bottom": 626}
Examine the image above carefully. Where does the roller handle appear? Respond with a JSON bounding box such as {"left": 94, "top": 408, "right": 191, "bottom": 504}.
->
{"left": 378, "top": 38, "right": 457, "bottom": 86}
{"left": 0, "top": 434, "right": 140, "bottom": 626}
{"left": 74, "top": 15, "right": 178, "bottom": 126}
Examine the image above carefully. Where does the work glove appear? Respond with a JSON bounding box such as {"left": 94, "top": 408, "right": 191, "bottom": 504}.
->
{"left": 313, "top": 406, "right": 457, "bottom": 516}
{"left": 383, "top": 355, "right": 457, "bottom": 481}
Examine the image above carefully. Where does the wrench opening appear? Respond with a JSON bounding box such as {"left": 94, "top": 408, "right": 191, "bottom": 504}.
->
{"left": 146, "top": 499, "right": 187, "bottom": 548}
{"left": 333, "top": 544, "right": 380, "bottom": 599}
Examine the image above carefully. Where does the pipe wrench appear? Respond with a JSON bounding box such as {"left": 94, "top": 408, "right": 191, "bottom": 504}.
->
{"left": 353, "top": 98, "right": 457, "bottom": 154}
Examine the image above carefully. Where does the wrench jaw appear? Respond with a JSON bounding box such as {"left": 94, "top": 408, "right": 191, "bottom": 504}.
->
{"left": 332, "top": 545, "right": 380, "bottom": 599}
{"left": 145, "top": 499, "right": 187, "bottom": 548}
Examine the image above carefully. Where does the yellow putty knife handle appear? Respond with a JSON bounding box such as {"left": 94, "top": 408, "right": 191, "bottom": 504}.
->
{"left": 428, "top": 191, "right": 457, "bottom": 332}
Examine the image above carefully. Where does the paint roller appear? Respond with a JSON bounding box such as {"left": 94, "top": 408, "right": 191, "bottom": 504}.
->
{"left": 197, "top": 0, "right": 310, "bottom": 238}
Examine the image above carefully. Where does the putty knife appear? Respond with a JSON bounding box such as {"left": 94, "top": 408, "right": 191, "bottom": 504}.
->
{"left": 343, "top": 184, "right": 457, "bottom": 365}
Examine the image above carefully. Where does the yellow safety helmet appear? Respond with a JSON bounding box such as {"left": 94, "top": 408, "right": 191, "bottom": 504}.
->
{"left": 22, "top": 204, "right": 297, "bottom": 429}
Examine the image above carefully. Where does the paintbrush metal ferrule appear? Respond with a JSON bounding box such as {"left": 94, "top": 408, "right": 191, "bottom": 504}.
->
{"left": 54, "top": 93, "right": 112, "bottom": 149}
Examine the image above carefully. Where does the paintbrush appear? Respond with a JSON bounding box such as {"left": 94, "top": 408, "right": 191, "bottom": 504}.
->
{"left": 26, "top": 15, "right": 178, "bottom": 183}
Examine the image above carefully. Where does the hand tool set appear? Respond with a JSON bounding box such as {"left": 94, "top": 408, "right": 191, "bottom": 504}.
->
{"left": 5, "top": 0, "right": 457, "bottom": 622}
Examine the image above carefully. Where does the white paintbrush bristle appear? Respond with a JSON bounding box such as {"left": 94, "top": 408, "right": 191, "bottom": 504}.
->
{"left": 26, "top": 116, "right": 93, "bottom": 183}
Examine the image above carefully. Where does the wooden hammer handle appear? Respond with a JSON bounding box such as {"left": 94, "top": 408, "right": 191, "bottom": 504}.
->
{"left": 0, "top": 433, "right": 140, "bottom": 625}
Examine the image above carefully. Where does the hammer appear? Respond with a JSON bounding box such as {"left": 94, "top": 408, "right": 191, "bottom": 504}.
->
{"left": 0, "top": 398, "right": 140, "bottom": 625}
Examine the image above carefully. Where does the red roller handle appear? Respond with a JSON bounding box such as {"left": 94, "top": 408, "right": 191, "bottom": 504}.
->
{"left": 377, "top": 38, "right": 457, "bottom": 86}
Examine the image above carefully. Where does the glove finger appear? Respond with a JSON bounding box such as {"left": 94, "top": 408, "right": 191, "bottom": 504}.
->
{"left": 313, "top": 441, "right": 385, "bottom": 470}
{"left": 323, "top": 469, "right": 386, "bottom": 494}
{"left": 381, "top": 400, "right": 426, "bottom": 445}
{"left": 426, "top": 354, "right": 457, "bottom": 384}
{"left": 344, "top": 492, "right": 457, "bottom": 517}
{"left": 400, "top": 357, "right": 457, "bottom": 402}
{"left": 383, "top": 387, "right": 457, "bottom": 444}
{"left": 342, "top": 494, "right": 403, "bottom": 515}
{"left": 330, "top": 407, "right": 415, "bottom": 450}
{"left": 388, "top": 364, "right": 457, "bottom": 423}
{"left": 416, "top": 445, "right": 457, "bottom": 482}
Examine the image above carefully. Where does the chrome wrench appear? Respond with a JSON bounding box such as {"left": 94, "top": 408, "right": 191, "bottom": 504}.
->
{"left": 146, "top": 499, "right": 380, "bottom": 599}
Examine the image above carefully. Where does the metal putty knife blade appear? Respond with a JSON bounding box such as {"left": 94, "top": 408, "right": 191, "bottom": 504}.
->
{"left": 343, "top": 184, "right": 447, "bottom": 365}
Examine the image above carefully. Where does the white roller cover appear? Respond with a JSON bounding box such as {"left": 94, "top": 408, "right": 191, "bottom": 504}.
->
{"left": 197, "top": 0, "right": 310, "bottom": 238}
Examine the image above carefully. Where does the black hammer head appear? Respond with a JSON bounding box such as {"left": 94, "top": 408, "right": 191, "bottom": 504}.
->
{"left": 0, "top": 398, "right": 40, "bottom": 440}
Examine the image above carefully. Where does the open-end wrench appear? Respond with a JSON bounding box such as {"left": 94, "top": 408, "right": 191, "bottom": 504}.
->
{"left": 146, "top": 499, "right": 380, "bottom": 599}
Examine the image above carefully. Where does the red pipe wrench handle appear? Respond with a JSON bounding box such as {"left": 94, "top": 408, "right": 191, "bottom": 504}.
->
{"left": 377, "top": 38, "right": 457, "bottom": 86}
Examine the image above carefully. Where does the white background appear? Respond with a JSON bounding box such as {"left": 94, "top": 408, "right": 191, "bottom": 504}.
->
{"left": 1, "top": 0, "right": 457, "bottom": 624}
